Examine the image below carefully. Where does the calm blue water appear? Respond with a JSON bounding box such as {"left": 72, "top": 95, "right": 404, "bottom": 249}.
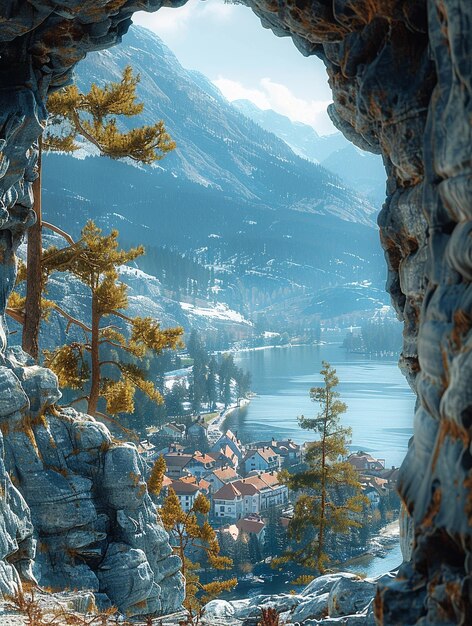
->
{"left": 225, "top": 344, "right": 415, "bottom": 468}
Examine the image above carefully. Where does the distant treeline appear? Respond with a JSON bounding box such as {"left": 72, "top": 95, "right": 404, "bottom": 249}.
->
{"left": 135, "top": 244, "right": 216, "bottom": 299}
{"left": 343, "top": 320, "right": 403, "bottom": 354}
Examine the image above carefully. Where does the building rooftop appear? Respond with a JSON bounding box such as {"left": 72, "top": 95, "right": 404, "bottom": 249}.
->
{"left": 170, "top": 479, "right": 201, "bottom": 495}
{"left": 213, "top": 482, "right": 242, "bottom": 500}
{"left": 243, "top": 446, "right": 279, "bottom": 464}
{"left": 211, "top": 466, "right": 239, "bottom": 482}
{"left": 164, "top": 453, "right": 193, "bottom": 467}
{"left": 236, "top": 517, "right": 265, "bottom": 535}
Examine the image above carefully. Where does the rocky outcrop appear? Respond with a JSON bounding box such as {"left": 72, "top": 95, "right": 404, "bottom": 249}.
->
{"left": 201, "top": 572, "right": 382, "bottom": 625}
{"left": 0, "top": 349, "right": 184, "bottom": 616}
{"left": 0, "top": 0, "right": 472, "bottom": 623}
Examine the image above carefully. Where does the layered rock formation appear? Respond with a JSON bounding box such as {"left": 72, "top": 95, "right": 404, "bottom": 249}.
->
{"left": 0, "top": 348, "right": 184, "bottom": 616}
{"left": 0, "top": 0, "right": 471, "bottom": 623}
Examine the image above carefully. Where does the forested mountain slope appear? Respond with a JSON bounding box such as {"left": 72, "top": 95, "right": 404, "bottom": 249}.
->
{"left": 41, "top": 26, "right": 388, "bottom": 332}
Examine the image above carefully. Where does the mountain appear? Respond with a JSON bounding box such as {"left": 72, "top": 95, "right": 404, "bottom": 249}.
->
{"left": 232, "top": 98, "right": 347, "bottom": 163}
{"left": 233, "top": 98, "right": 387, "bottom": 207}
{"left": 41, "top": 26, "right": 389, "bottom": 335}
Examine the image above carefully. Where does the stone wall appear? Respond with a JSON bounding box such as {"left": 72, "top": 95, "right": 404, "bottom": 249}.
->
{"left": 0, "top": 0, "right": 471, "bottom": 623}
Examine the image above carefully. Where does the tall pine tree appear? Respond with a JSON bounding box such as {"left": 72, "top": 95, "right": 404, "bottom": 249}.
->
{"left": 42, "top": 221, "right": 183, "bottom": 417}
{"left": 160, "top": 488, "right": 236, "bottom": 623}
{"left": 20, "top": 65, "right": 175, "bottom": 359}
{"left": 276, "top": 361, "right": 367, "bottom": 574}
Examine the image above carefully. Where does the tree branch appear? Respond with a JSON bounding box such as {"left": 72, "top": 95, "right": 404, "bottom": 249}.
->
{"left": 70, "top": 108, "right": 106, "bottom": 153}
{"left": 51, "top": 303, "right": 92, "bottom": 334}
{"left": 111, "top": 309, "right": 133, "bottom": 324}
{"left": 42, "top": 221, "right": 75, "bottom": 245}
{"left": 6, "top": 307, "right": 25, "bottom": 325}
{"left": 98, "top": 360, "right": 121, "bottom": 368}
{"left": 94, "top": 410, "right": 138, "bottom": 441}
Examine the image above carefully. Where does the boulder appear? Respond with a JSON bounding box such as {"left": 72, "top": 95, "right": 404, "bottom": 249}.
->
{"left": 204, "top": 599, "right": 236, "bottom": 620}
{"left": 301, "top": 573, "right": 360, "bottom": 598}
{"left": 0, "top": 368, "right": 28, "bottom": 417}
{"left": 101, "top": 444, "right": 148, "bottom": 510}
{"left": 230, "top": 594, "right": 303, "bottom": 622}
{"left": 290, "top": 592, "right": 329, "bottom": 622}
{"left": 97, "top": 543, "right": 157, "bottom": 614}
{"left": 14, "top": 366, "right": 61, "bottom": 416}
{"left": 328, "top": 577, "right": 376, "bottom": 618}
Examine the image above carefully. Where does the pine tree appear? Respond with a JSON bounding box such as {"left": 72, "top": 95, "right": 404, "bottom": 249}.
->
{"left": 160, "top": 488, "right": 237, "bottom": 623}
{"left": 206, "top": 357, "right": 218, "bottom": 410}
{"left": 264, "top": 508, "right": 287, "bottom": 559}
{"left": 275, "top": 361, "right": 367, "bottom": 575}
{"left": 148, "top": 455, "right": 167, "bottom": 497}
{"left": 42, "top": 220, "right": 183, "bottom": 417}
{"left": 19, "top": 65, "right": 175, "bottom": 360}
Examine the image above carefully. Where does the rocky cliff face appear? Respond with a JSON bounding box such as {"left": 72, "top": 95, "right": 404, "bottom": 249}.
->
{"left": 0, "top": 0, "right": 471, "bottom": 624}
{"left": 0, "top": 347, "right": 184, "bottom": 616}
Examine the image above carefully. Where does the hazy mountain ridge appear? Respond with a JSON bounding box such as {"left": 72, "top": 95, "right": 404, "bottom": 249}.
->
{"left": 40, "top": 25, "right": 389, "bottom": 334}
{"left": 233, "top": 98, "right": 387, "bottom": 207}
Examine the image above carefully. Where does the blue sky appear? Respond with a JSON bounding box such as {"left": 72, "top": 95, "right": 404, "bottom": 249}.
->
{"left": 134, "top": 0, "right": 336, "bottom": 135}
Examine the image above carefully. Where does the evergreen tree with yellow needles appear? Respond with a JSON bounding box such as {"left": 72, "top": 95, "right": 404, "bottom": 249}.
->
{"left": 19, "top": 65, "right": 175, "bottom": 360}
{"left": 148, "top": 455, "right": 167, "bottom": 497}
{"left": 42, "top": 220, "right": 183, "bottom": 418}
{"left": 160, "top": 488, "right": 237, "bottom": 624}
{"left": 275, "top": 361, "right": 367, "bottom": 575}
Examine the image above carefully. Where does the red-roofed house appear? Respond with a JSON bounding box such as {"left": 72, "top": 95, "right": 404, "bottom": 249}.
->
{"left": 236, "top": 516, "right": 266, "bottom": 543}
{"left": 179, "top": 474, "right": 211, "bottom": 497}
{"left": 211, "top": 430, "right": 243, "bottom": 461}
{"left": 210, "top": 445, "right": 239, "bottom": 470}
{"left": 244, "top": 472, "right": 289, "bottom": 510}
{"left": 348, "top": 452, "right": 385, "bottom": 473}
{"left": 186, "top": 452, "right": 216, "bottom": 478}
{"left": 204, "top": 466, "right": 240, "bottom": 493}
{"left": 212, "top": 483, "right": 243, "bottom": 521}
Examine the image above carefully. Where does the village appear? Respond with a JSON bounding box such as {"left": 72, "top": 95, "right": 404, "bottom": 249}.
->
{"left": 138, "top": 412, "right": 401, "bottom": 575}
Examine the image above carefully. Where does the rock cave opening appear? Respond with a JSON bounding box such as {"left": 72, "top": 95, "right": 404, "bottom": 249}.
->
{"left": 0, "top": 1, "right": 471, "bottom": 624}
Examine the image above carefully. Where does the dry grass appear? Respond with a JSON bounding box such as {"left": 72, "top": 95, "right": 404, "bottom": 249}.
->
{"left": 5, "top": 585, "right": 128, "bottom": 625}
{"left": 258, "top": 607, "right": 280, "bottom": 626}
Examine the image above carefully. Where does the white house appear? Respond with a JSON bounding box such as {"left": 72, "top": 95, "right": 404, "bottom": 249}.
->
{"left": 160, "top": 423, "right": 186, "bottom": 441}
{"left": 170, "top": 479, "right": 201, "bottom": 512}
{"left": 187, "top": 418, "right": 209, "bottom": 446}
{"left": 163, "top": 452, "right": 193, "bottom": 478}
{"left": 242, "top": 447, "right": 281, "bottom": 475}
{"left": 204, "top": 466, "right": 240, "bottom": 493}
{"left": 213, "top": 483, "right": 244, "bottom": 521}
{"left": 233, "top": 480, "right": 261, "bottom": 516}
{"left": 244, "top": 472, "right": 289, "bottom": 510}
{"left": 212, "top": 471, "right": 289, "bottom": 520}
{"left": 185, "top": 452, "right": 216, "bottom": 479}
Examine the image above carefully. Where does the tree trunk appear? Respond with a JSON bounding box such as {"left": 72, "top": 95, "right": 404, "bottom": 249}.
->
{"left": 87, "top": 293, "right": 100, "bottom": 415}
{"left": 317, "top": 390, "right": 329, "bottom": 571}
{"left": 23, "top": 140, "right": 42, "bottom": 360}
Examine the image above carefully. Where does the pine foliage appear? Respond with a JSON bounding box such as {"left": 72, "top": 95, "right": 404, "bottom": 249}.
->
{"left": 161, "top": 488, "right": 236, "bottom": 622}
{"left": 44, "top": 65, "right": 175, "bottom": 163}
{"left": 10, "top": 64, "right": 175, "bottom": 359}
{"left": 43, "top": 220, "right": 183, "bottom": 416}
{"left": 147, "top": 455, "right": 166, "bottom": 496}
{"left": 276, "top": 361, "right": 367, "bottom": 574}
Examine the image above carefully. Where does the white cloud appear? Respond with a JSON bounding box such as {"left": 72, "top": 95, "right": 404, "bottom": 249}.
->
{"left": 134, "top": 0, "right": 235, "bottom": 37}
{"left": 213, "top": 76, "right": 335, "bottom": 135}
{"left": 212, "top": 77, "right": 271, "bottom": 110}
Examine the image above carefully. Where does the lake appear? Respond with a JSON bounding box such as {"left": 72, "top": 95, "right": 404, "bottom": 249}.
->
{"left": 225, "top": 344, "right": 415, "bottom": 468}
